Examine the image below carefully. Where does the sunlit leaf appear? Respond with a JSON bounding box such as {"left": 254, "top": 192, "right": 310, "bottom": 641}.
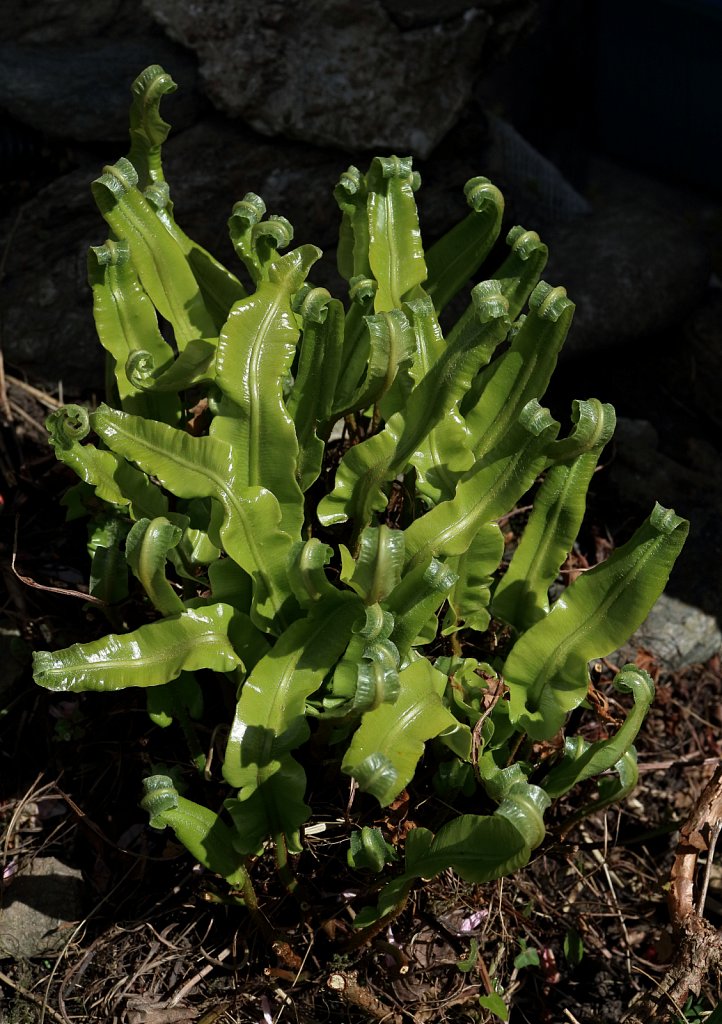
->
{"left": 505, "top": 504, "right": 689, "bottom": 739}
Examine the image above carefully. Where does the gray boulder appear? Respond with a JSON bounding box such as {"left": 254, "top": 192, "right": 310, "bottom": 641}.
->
{"left": 545, "top": 202, "right": 710, "bottom": 358}
{"left": 0, "top": 0, "right": 147, "bottom": 43}
{"left": 0, "top": 856, "right": 84, "bottom": 958}
{"left": 142, "top": 0, "right": 492, "bottom": 157}
{"left": 619, "top": 593, "right": 722, "bottom": 671}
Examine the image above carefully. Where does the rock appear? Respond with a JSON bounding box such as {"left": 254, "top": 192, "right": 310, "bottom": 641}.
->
{"left": 0, "top": 0, "right": 155, "bottom": 43}
{"left": 482, "top": 113, "right": 591, "bottom": 230}
{"left": 606, "top": 418, "right": 722, "bottom": 639}
{"left": 671, "top": 288, "right": 722, "bottom": 431}
{"left": 142, "top": 0, "right": 492, "bottom": 157}
{"left": 618, "top": 593, "right": 722, "bottom": 670}
{"left": 0, "top": 856, "right": 84, "bottom": 958}
{"left": 544, "top": 201, "right": 710, "bottom": 359}
{"left": 0, "top": 160, "right": 103, "bottom": 391}
{"left": 0, "top": 40, "right": 200, "bottom": 142}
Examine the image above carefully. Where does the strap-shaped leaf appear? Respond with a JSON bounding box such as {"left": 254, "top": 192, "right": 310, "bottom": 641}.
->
{"left": 491, "top": 225, "right": 549, "bottom": 321}
{"left": 385, "top": 557, "right": 458, "bottom": 658}
{"left": 345, "top": 307, "right": 417, "bottom": 416}
{"left": 329, "top": 282, "right": 376, "bottom": 418}
{"left": 222, "top": 594, "right": 360, "bottom": 855}
{"left": 335, "top": 165, "right": 372, "bottom": 285}
{"left": 125, "top": 516, "right": 185, "bottom": 616}
{"left": 286, "top": 538, "right": 337, "bottom": 608}
{"left": 126, "top": 338, "right": 216, "bottom": 394}
{"left": 403, "top": 401, "right": 560, "bottom": 571}
{"left": 212, "top": 245, "right": 320, "bottom": 537}
{"left": 492, "top": 399, "right": 616, "bottom": 632}
{"left": 88, "top": 240, "right": 178, "bottom": 424}
{"left": 462, "top": 282, "right": 574, "bottom": 461}
{"left": 125, "top": 64, "right": 246, "bottom": 326}
{"left": 92, "top": 157, "right": 218, "bottom": 348}
{"left": 318, "top": 283, "right": 509, "bottom": 529}
{"left": 423, "top": 177, "right": 504, "bottom": 314}
{"left": 354, "top": 781, "right": 550, "bottom": 928}
{"left": 345, "top": 526, "right": 406, "bottom": 605}
{"left": 228, "top": 193, "right": 295, "bottom": 286}
{"left": 90, "top": 404, "right": 297, "bottom": 633}
{"left": 46, "top": 405, "right": 168, "bottom": 520}
{"left": 342, "top": 658, "right": 458, "bottom": 806}
{"left": 141, "top": 775, "right": 247, "bottom": 886}
{"left": 87, "top": 514, "right": 129, "bottom": 603}
{"left": 330, "top": 603, "right": 400, "bottom": 714}
{"left": 444, "top": 522, "right": 505, "bottom": 635}
{"left": 406, "top": 284, "right": 510, "bottom": 504}
{"left": 543, "top": 665, "right": 654, "bottom": 799}
{"left": 126, "top": 64, "right": 175, "bottom": 189}
{"left": 505, "top": 503, "right": 689, "bottom": 740}
{"left": 366, "top": 156, "right": 426, "bottom": 312}
{"left": 33, "top": 602, "right": 241, "bottom": 692}
{"left": 286, "top": 289, "right": 344, "bottom": 490}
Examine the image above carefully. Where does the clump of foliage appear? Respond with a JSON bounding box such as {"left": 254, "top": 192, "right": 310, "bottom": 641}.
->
{"left": 33, "top": 66, "right": 687, "bottom": 927}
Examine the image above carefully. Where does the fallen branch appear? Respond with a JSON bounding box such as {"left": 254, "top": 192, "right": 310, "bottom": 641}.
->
{"left": 623, "top": 763, "right": 722, "bottom": 1023}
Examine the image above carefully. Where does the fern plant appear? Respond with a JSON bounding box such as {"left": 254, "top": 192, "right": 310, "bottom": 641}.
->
{"left": 33, "top": 66, "right": 687, "bottom": 926}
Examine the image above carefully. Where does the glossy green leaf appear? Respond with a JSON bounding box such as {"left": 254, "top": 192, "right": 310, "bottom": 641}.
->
{"left": 444, "top": 522, "right": 505, "bottom": 635}
{"left": 90, "top": 404, "right": 297, "bottom": 633}
{"left": 88, "top": 239, "right": 178, "bottom": 424}
{"left": 125, "top": 64, "right": 246, "bottom": 326}
{"left": 287, "top": 289, "right": 344, "bottom": 490}
{"left": 228, "top": 193, "right": 295, "bottom": 286}
{"left": 222, "top": 595, "right": 360, "bottom": 855}
{"left": 342, "top": 659, "right": 458, "bottom": 806}
{"left": 374, "top": 289, "right": 446, "bottom": 424}
{"left": 491, "top": 225, "right": 548, "bottom": 321}
{"left": 126, "top": 64, "right": 175, "bottom": 189}
{"left": 46, "top": 405, "right": 168, "bottom": 520}
{"left": 366, "top": 156, "right": 426, "bottom": 312}
{"left": 405, "top": 290, "right": 497, "bottom": 505}
{"left": 346, "top": 526, "right": 406, "bottom": 605}
{"left": 318, "top": 283, "right": 509, "bottom": 529}
{"left": 92, "top": 157, "right": 218, "bottom": 348}
{"left": 423, "top": 176, "right": 504, "bottom": 314}
{"left": 335, "top": 165, "right": 372, "bottom": 285}
{"left": 212, "top": 245, "right": 320, "bottom": 537}
{"left": 87, "top": 514, "right": 129, "bottom": 603}
{"left": 355, "top": 781, "right": 550, "bottom": 927}
{"left": 329, "top": 603, "right": 400, "bottom": 714}
{"left": 347, "top": 826, "right": 396, "bottom": 872}
{"left": 385, "top": 557, "right": 458, "bottom": 658}
{"left": 560, "top": 748, "right": 639, "bottom": 834}
{"left": 543, "top": 665, "right": 654, "bottom": 799}
{"left": 286, "top": 538, "right": 337, "bottom": 608}
{"left": 141, "top": 775, "right": 247, "bottom": 886}
{"left": 505, "top": 504, "right": 689, "bottom": 739}
{"left": 492, "top": 399, "right": 616, "bottom": 632}
{"left": 463, "top": 282, "right": 574, "bottom": 461}
{"left": 126, "top": 337, "right": 216, "bottom": 394}
{"left": 125, "top": 516, "right": 185, "bottom": 616}
{"left": 329, "top": 282, "right": 377, "bottom": 417}
{"left": 33, "top": 602, "right": 241, "bottom": 693}
{"left": 344, "top": 307, "right": 417, "bottom": 417}
{"left": 403, "top": 401, "right": 559, "bottom": 571}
